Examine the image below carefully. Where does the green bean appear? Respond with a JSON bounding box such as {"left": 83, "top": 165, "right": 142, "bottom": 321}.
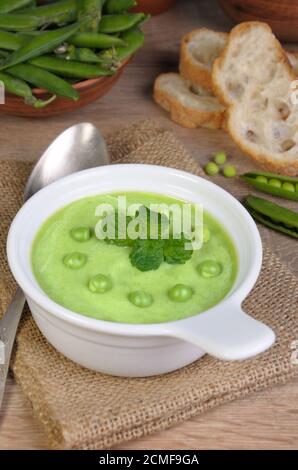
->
{"left": 18, "top": 0, "right": 78, "bottom": 26}
{"left": 241, "top": 171, "right": 298, "bottom": 201}
{"left": 98, "top": 13, "right": 148, "bottom": 33}
{"left": 29, "top": 55, "right": 115, "bottom": 78}
{"left": 245, "top": 195, "right": 298, "bottom": 239}
{"left": 69, "top": 31, "right": 125, "bottom": 48}
{"left": 0, "top": 69, "right": 56, "bottom": 107}
{"left": 7, "top": 63, "right": 80, "bottom": 100}
{"left": 104, "top": 0, "right": 137, "bottom": 14}
{"left": 0, "top": 14, "right": 40, "bottom": 31}
{"left": 58, "top": 45, "right": 105, "bottom": 64}
{"left": 79, "top": 0, "right": 105, "bottom": 32}
{"left": 0, "top": 30, "right": 24, "bottom": 50}
{"left": 0, "top": 21, "right": 83, "bottom": 70}
{"left": 0, "top": 0, "right": 33, "bottom": 14}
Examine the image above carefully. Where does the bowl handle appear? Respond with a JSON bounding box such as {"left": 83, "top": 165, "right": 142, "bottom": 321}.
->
{"left": 167, "top": 303, "right": 275, "bottom": 361}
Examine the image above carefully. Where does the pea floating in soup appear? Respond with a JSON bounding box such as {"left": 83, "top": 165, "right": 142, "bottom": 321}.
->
{"left": 31, "top": 192, "right": 238, "bottom": 324}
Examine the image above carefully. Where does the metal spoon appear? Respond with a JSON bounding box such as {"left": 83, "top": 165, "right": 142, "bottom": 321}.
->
{"left": 0, "top": 123, "right": 109, "bottom": 410}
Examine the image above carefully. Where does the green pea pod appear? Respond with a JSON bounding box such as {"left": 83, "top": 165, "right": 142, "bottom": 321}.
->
{"left": 18, "top": 0, "right": 78, "bottom": 26}
{"left": 98, "top": 13, "right": 148, "bottom": 33}
{"left": 58, "top": 45, "right": 106, "bottom": 64}
{"left": 69, "top": 31, "right": 125, "bottom": 48}
{"left": 0, "top": 69, "right": 56, "bottom": 108}
{"left": 245, "top": 195, "right": 298, "bottom": 239}
{"left": 104, "top": 0, "right": 137, "bottom": 14}
{"left": 29, "top": 55, "right": 115, "bottom": 78}
{"left": 0, "top": 14, "right": 40, "bottom": 31}
{"left": 0, "top": 0, "right": 33, "bottom": 14}
{"left": 0, "top": 29, "right": 25, "bottom": 50}
{"left": 241, "top": 171, "right": 298, "bottom": 201}
{"left": 0, "top": 21, "right": 83, "bottom": 70}
{"left": 7, "top": 63, "right": 80, "bottom": 101}
{"left": 79, "top": 0, "right": 105, "bottom": 32}
{"left": 98, "top": 27, "right": 144, "bottom": 66}
{"left": 115, "top": 27, "right": 144, "bottom": 61}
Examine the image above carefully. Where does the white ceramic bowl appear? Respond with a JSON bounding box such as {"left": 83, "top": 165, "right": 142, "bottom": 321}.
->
{"left": 7, "top": 164, "right": 275, "bottom": 377}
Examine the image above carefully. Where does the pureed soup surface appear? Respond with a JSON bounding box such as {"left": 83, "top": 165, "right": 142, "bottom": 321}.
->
{"left": 32, "top": 192, "right": 238, "bottom": 324}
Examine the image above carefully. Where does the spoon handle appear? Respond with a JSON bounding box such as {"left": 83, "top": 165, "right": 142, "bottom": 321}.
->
{"left": 0, "top": 288, "right": 25, "bottom": 410}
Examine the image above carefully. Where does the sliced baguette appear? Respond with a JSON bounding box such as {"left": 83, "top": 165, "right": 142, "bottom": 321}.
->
{"left": 180, "top": 27, "right": 298, "bottom": 90}
{"left": 154, "top": 72, "right": 225, "bottom": 129}
{"left": 212, "top": 21, "right": 298, "bottom": 176}
{"left": 180, "top": 28, "right": 228, "bottom": 91}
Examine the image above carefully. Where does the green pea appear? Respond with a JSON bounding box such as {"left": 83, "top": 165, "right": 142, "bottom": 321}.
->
{"left": 63, "top": 252, "right": 87, "bottom": 269}
{"left": 204, "top": 162, "right": 219, "bottom": 176}
{"left": 168, "top": 284, "right": 194, "bottom": 303}
{"left": 214, "top": 151, "right": 227, "bottom": 165}
{"left": 282, "top": 182, "right": 295, "bottom": 192}
{"left": 70, "top": 226, "right": 91, "bottom": 242}
{"left": 88, "top": 274, "right": 112, "bottom": 293}
{"left": 203, "top": 226, "right": 210, "bottom": 243}
{"left": 223, "top": 165, "right": 236, "bottom": 178}
{"left": 255, "top": 175, "right": 268, "bottom": 183}
{"left": 197, "top": 260, "right": 222, "bottom": 278}
{"left": 128, "top": 290, "right": 153, "bottom": 308}
{"left": 296, "top": 183, "right": 298, "bottom": 192}
{"left": 268, "top": 178, "right": 281, "bottom": 188}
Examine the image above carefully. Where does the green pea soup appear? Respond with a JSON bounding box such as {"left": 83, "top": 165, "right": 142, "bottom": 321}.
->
{"left": 31, "top": 192, "right": 238, "bottom": 324}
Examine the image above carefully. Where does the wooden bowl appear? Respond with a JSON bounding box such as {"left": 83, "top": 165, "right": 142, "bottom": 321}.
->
{"left": 217, "top": 0, "right": 298, "bottom": 42}
{"left": 0, "top": 60, "right": 129, "bottom": 118}
{"left": 132, "top": 0, "right": 175, "bottom": 15}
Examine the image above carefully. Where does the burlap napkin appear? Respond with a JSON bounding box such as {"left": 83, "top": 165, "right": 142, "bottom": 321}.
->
{"left": 0, "top": 121, "right": 297, "bottom": 450}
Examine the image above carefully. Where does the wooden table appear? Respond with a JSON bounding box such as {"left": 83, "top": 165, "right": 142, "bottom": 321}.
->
{"left": 0, "top": 0, "right": 297, "bottom": 450}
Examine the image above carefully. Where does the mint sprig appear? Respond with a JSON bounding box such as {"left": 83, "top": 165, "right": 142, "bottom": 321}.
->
{"left": 130, "top": 239, "right": 165, "bottom": 272}
{"left": 103, "top": 206, "right": 194, "bottom": 272}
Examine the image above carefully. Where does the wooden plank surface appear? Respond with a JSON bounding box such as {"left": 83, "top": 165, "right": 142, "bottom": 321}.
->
{"left": 0, "top": 0, "right": 297, "bottom": 450}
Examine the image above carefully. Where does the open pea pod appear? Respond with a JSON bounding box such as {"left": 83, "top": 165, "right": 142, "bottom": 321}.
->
{"left": 245, "top": 195, "right": 298, "bottom": 239}
{"left": 241, "top": 171, "right": 298, "bottom": 201}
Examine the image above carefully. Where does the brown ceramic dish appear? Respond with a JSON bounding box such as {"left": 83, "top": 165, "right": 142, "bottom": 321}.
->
{"left": 132, "top": 0, "right": 175, "bottom": 15}
{"left": 0, "top": 60, "right": 129, "bottom": 118}
{"left": 218, "top": 0, "right": 298, "bottom": 42}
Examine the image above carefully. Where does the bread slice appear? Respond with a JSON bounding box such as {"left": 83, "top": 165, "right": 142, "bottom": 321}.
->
{"left": 180, "top": 28, "right": 228, "bottom": 92}
{"left": 154, "top": 72, "right": 225, "bottom": 129}
{"left": 180, "top": 27, "right": 298, "bottom": 90}
{"left": 212, "top": 22, "right": 298, "bottom": 176}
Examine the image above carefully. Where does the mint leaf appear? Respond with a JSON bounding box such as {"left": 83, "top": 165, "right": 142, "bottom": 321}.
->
{"left": 163, "top": 234, "right": 193, "bottom": 265}
{"left": 129, "top": 239, "right": 164, "bottom": 272}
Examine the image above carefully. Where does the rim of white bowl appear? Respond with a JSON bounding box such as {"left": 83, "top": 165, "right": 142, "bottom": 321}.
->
{"left": 7, "top": 164, "right": 262, "bottom": 337}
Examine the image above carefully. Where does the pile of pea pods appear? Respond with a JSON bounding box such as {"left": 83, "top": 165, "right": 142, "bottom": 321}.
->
{"left": 0, "top": 0, "right": 147, "bottom": 108}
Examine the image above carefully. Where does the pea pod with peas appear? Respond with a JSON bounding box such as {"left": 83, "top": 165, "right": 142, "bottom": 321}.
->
{"left": 241, "top": 171, "right": 298, "bottom": 201}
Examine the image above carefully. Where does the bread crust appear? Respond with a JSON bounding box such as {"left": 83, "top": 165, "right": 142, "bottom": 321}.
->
{"left": 212, "top": 22, "right": 298, "bottom": 176}
{"left": 154, "top": 73, "right": 225, "bottom": 129}
{"left": 180, "top": 28, "right": 228, "bottom": 92}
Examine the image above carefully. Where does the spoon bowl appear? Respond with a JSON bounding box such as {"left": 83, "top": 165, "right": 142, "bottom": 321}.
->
{"left": 24, "top": 123, "right": 109, "bottom": 200}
